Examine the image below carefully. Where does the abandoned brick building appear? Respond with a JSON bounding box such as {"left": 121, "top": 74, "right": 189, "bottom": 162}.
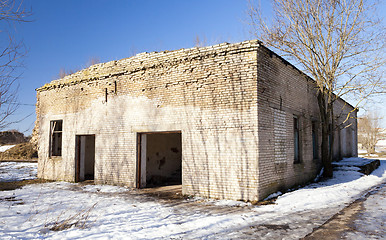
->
{"left": 36, "top": 40, "right": 357, "bottom": 201}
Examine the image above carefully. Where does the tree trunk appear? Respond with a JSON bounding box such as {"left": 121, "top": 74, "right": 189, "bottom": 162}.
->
{"left": 318, "top": 92, "right": 333, "bottom": 178}
{"left": 370, "top": 146, "right": 375, "bottom": 154}
{"left": 326, "top": 100, "right": 334, "bottom": 177}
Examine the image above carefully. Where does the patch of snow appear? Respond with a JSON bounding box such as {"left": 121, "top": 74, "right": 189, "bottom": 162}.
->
{"left": 0, "top": 158, "right": 385, "bottom": 239}
{"left": 358, "top": 149, "right": 367, "bottom": 154}
{"left": 212, "top": 199, "right": 251, "bottom": 207}
{"left": 264, "top": 191, "right": 282, "bottom": 201}
{"left": 0, "top": 145, "right": 15, "bottom": 152}
{"left": 0, "top": 162, "right": 37, "bottom": 182}
{"left": 269, "top": 158, "right": 385, "bottom": 214}
{"left": 313, "top": 167, "right": 324, "bottom": 182}
{"left": 334, "top": 166, "right": 361, "bottom": 171}
{"left": 376, "top": 139, "right": 386, "bottom": 147}
{"left": 190, "top": 196, "right": 204, "bottom": 201}
{"left": 334, "top": 157, "right": 375, "bottom": 166}
{"left": 190, "top": 196, "right": 251, "bottom": 207}
{"left": 81, "top": 184, "right": 130, "bottom": 193}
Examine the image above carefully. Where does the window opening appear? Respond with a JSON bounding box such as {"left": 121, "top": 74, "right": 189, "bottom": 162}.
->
{"left": 294, "top": 116, "right": 300, "bottom": 163}
{"left": 50, "top": 120, "right": 63, "bottom": 156}
{"left": 137, "top": 132, "right": 182, "bottom": 188}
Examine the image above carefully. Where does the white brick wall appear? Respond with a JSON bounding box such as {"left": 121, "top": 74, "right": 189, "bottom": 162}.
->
{"left": 37, "top": 41, "right": 261, "bottom": 201}
{"left": 36, "top": 40, "right": 357, "bottom": 201}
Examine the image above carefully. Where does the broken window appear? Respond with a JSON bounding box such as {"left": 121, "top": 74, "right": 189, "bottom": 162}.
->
{"left": 294, "top": 116, "right": 300, "bottom": 163}
{"left": 50, "top": 120, "right": 63, "bottom": 157}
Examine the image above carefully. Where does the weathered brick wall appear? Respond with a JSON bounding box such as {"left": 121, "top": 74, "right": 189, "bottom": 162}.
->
{"left": 36, "top": 40, "right": 357, "bottom": 201}
{"left": 332, "top": 98, "right": 358, "bottom": 160}
{"left": 37, "top": 41, "right": 261, "bottom": 201}
{"left": 256, "top": 47, "right": 357, "bottom": 199}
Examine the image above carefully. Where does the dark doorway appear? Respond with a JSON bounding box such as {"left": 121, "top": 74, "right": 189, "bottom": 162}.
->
{"left": 75, "top": 135, "right": 95, "bottom": 182}
{"left": 137, "top": 132, "right": 182, "bottom": 188}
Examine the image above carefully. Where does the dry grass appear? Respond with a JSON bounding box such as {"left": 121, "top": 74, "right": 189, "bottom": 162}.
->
{"left": 0, "top": 142, "right": 38, "bottom": 160}
{"left": 0, "top": 179, "right": 52, "bottom": 191}
{"left": 45, "top": 203, "right": 97, "bottom": 231}
{"left": 0, "top": 195, "right": 25, "bottom": 205}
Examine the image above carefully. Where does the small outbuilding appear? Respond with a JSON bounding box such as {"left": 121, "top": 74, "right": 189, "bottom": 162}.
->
{"left": 36, "top": 40, "right": 357, "bottom": 201}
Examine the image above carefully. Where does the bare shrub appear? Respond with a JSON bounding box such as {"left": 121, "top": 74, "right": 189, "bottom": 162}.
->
{"left": 85, "top": 57, "right": 100, "bottom": 68}
{"left": 0, "top": 141, "right": 38, "bottom": 160}
{"left": 58, "top": 68, "right": 78, "bottom": 79}
{"left": 58, "top": 57, "right": 100, "bottom": 79}
{"left": 194, "top": 35, "right": 207, "bottom": 47}
{"left": 44, "top": 203, "right": 97, "bottom": 232}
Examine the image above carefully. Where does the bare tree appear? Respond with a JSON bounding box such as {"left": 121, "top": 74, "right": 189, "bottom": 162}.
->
{"left": 248, "top": 0, "right": 385, "bottom": 177}
{"left": 58, "top": 57, "right": 100, "bottom": 79}
{"left": 358, "top": 112, "right": 381, "bottom": 154}
{"left": 128, "top": 45, "right": 137, "bottom": 57}
{"left": 85, "top": 56, "right": 100, "bottom": 68}
{"left": 0, "top": 0, "right": 31, "bottom": 130}
{"left": 58, "top": 67, "right": 79, "bottom": 79}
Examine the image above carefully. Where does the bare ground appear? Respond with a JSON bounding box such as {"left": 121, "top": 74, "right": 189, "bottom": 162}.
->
{"left": 0, "top": 179, "right": 52, "bottom": 191}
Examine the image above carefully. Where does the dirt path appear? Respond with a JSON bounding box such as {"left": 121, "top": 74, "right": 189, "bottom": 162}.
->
{"left": 303, "top": 181, "right": 386, "bottom": 240}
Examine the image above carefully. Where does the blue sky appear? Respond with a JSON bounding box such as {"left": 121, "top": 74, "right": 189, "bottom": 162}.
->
{"left": 4, "top": 0, "right": 386, "bottom": 134}
{"left": 8, "top": 0, "right": 256, "bottom": 134}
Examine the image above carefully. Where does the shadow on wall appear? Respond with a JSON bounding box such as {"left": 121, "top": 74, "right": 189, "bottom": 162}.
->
{"left": 180, "top": 54, "right": 259, "bottom": 201}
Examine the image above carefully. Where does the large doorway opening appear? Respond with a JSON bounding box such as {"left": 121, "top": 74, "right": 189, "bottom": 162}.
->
{"left": 75, "top": 135, "right": 95, "bottom": 182}
{"left": 137, "top": 132, "right": 182, "bottom": 188}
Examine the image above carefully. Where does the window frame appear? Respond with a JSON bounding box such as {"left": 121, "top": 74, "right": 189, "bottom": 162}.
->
{"left": 49, "top": 120, "right": 63, "bottom": 157}
{"left": 293, "top": 116, "right": 301, "bottom": 164}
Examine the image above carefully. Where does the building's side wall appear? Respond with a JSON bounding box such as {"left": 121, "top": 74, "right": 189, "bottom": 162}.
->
{"left": 332, "top": 98, "right": 358, "bottom": 160}
{"left": 256, "top": 47, "right": 357, "bottom": 200}
{"left": 37, "top": 42, "right": 260, "bottom": 201}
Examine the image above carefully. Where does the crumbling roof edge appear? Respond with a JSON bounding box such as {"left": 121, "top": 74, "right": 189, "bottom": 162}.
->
{"left": 36, "top": 40, "right": 262, "bottom": 92}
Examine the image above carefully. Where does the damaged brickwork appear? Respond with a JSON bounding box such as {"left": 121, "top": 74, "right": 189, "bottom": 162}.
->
{"left": 36, "top": 40, "right": 357, "bottom": 201}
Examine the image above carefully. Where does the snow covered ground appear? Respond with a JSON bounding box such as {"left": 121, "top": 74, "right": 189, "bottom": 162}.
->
{"left": 358, "top": 148, "right": 367, "bottom": 154}
{"left": 376, "top": 139, "right": 386, "bottom": 152}
{"left": 0, "top": 162, "right": 37, "bottom": 182}
{"left": 377, "top": 139, "right": 386, "bottom": 148}
{"left": 0, "top": 158, "right": 385, "bottom": 239}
